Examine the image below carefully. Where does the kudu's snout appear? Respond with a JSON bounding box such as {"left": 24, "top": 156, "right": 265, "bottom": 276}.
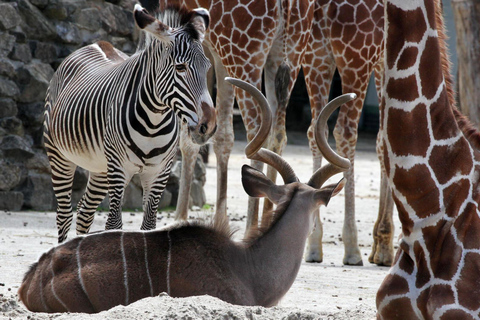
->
{"left": 189, "top": 101, "right": 216, "bottom": 145}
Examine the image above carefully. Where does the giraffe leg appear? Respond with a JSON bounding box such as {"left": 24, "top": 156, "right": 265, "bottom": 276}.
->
{"left": 333, "top": 71, "right": 372, "bottom": 266}
{"left": 46, "top": 147, "right": 77, "bottom": 243}
{"left": 369, "top": 170, "right": 394, "bottom": 266}
{"left": 302, "top": 26, "right": 336, "bottom": 262}
{"left": 76, "top": 172, "right": 108, "bottom": 235}
{"left": 175, "top": 124, "right": 201, "bottom": 221}
{"left": 211, "top": 55, "right": 235, "bottom": 229}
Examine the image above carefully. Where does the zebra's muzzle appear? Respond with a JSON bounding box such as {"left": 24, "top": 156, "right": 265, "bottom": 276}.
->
{"left": 189, "top": 100, "right": 216, "bottom": 145}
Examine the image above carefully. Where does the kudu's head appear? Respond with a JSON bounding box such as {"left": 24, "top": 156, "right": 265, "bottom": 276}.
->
{"left": 134, "top": 4, "right": 216, "bottom": 145}
{"left": 226, "top": 77, "right": 355, "bottom": 231}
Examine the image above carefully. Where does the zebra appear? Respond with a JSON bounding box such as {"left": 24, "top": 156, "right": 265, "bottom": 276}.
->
{"left": 43, "top": 4, "right": 217, "bottom": 243}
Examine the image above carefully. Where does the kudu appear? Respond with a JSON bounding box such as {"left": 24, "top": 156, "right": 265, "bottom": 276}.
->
{"left": 18, "top": 78, "right": 355, "bottom": 313}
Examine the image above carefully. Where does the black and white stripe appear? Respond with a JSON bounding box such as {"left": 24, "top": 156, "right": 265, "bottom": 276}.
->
{"left": 44, "top": 4, "right": 213, "bottom": 243}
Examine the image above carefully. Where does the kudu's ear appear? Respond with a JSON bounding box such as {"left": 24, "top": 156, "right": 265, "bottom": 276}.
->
{"left": 241, "top": 165, "right": 285, "bottom": 204}
{"left": 314, "top": 178, "right": 346, "bottom": 207}
{"left": 191, "top": 8, "right": 210, "bottom": 42}
{"left": 134, "top": 4, "right": 172, "bottom": 43}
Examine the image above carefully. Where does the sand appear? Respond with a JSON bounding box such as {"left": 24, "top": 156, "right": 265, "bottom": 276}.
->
{"left": 0, "top": 134, "right": 401, "bottom": 319}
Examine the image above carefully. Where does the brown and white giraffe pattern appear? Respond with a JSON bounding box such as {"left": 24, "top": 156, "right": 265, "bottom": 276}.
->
{"left": 377, "top": 0, "right": 480, "bottom": 318}
{"left": 302, "top": 0, "right": 389, "bottom": 265}
{"left": 178, "top": 0, "right": 315, "bottom": 229}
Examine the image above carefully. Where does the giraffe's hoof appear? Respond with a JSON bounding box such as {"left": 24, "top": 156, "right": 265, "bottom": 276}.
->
{"left": 343, "top": 256, "right": 364, "bottom": 266}
{"left": 304, "top": 250, "right": 323, "bottom": 263}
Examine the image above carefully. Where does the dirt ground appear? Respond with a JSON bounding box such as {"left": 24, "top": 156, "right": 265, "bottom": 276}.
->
{"left": 0, "top": 132, "right": 401, "bottom": 319}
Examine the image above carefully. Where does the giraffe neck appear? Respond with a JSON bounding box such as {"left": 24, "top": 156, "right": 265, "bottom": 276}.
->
{"left": 382, "top": 0, "right": 476, "bottom": 240}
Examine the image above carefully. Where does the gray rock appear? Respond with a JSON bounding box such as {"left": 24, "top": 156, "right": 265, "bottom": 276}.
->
{"left": 0, "top": 98, "right": 17, "bottom": 118}
{"left": 102, "top": 3, "right": 134, "bottom": 36}
{"left": 32, "top": 42, "right": 58, "bottom": 63}
{"left": 20, "top": 172, "right": 56, "bottom": 210}
{"left": 0, "top": 78, "right": 20, "bottom": 98}
{"left": 17, "top": 0, "right": 56, "bottom": 40}
{"left": 30, "top": 0, "right": 50, "bottom": 9}
{"left": 17, "top": 102, "right": 44, "bottom": 130}
{"left": 0, "top": 117, "right": 24, "bottom": 136}
{"left": 0, "top": 59, "right": 15, "bottom": 78}
{"left": 17, "top": 61, "right": 54, "bottom": 103}
{"left": 122, "top": 179, "right": 143, "bottom": 210}
{"left": 0, "top": 3, "right": 21, "bottom": 30}
{"left": 0, "top": 159, "right": 23, "bottom": 191}
{"left": 0, "top": 191, "right": 24, "bottom": 211}
{"left": 10, "top": 43, "right": 32, "bottom": 63}
{"left": 0, "top": 135, "right": 35, "bottom": 160}
{"left": 76, "top": 8, "right": 102, "bottom": 32}
{"left": 56, "top": 21, "right": 82, "bottom": 44}
{"left": 0, "top": 33, "right": 16, "bottom": 58}
{"left": 26, "top": 151, "right": 51, "bottom": 174}
{"left": 43, "top": 4, "right": 68, "bottom": 21}
{"left": 190, "top": 180, "right": 206, "bottom": 207}
{"left": 158, "top": 189, "right": 172, "bottom": 209}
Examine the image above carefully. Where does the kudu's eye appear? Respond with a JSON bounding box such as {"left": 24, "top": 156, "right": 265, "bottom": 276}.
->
{"left": 175, "top": 63, "right": 187, "bottom": 73}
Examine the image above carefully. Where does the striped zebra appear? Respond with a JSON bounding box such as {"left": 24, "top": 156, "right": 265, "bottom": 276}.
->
{"left": 44, "top": 4, "right": 216, "bottom": 243}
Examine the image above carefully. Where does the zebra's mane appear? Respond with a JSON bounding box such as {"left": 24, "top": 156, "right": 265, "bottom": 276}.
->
{"left": 137, "top": 3, "right": 201, "bottom": 51}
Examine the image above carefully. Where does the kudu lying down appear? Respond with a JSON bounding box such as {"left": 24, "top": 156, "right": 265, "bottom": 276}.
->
{"left": 18, "top": 78, "right": 355, "bottom": 313}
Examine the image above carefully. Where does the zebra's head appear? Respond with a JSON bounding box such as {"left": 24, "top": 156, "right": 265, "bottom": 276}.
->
{"left": 134, "top": 4, "right": 216, "bottom": 145}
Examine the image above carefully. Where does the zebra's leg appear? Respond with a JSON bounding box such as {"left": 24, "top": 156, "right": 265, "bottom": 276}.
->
{"left": 105, "top": 164, "right": 130, "bottom": 230}
{"left": 76, "top": 172, "right": 108, "bottom": 235}
{"left": 46, "top": 147, "right": 77, "bottom": 243}
{"left": 140, "top": 163, "right": 173, "bottom": 230}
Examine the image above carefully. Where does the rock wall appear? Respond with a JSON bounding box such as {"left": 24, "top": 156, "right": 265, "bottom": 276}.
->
{"left": 0, "top": 0, "right": 207, "bottom": 212}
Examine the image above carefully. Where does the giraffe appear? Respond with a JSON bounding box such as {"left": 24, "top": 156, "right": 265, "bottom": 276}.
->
{"left": 302, "top": 0, "right": 392, "bottom": 265}
{"left": 138, "top": 0, "right": 315, "bottom": 229}
{"left": 376, "top": 0, "right": 480, "bottom": 318}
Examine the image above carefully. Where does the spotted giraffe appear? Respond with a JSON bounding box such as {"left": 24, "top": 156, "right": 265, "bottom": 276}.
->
{"left": 376, "top": 0, "right": 480, "bottom": 318}
{"left": 139, "top": 0, "right": 315, "bottom": 229}
{"left": 302, "top": 0, "right": 390, "bottom": 265}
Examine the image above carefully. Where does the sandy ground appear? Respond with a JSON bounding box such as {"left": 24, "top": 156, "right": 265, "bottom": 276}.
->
{"left": 0, "top": 133, "right": 401, "bottom": 319}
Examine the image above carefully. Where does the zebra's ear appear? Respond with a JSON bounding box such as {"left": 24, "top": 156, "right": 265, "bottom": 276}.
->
{"left": 191, "top": 8, "right": 210, "bottom": 42}
{"left": 134, "top": 4, "right": 172, "bottom": 43}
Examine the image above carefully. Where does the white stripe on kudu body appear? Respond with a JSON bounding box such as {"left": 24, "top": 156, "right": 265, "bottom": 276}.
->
{"left": 20, "top": 78, "right": 351, "bottom": 313}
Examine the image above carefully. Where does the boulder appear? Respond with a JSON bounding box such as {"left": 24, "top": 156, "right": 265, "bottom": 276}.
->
{"left": 17, "top": 0, "right": 56, "bottom": 40}
{"left": 0, "top": 117, "right": 24, "bottom": 136}
{"left": 0, "top": 59, "right": 16, "bottom": 78}
{"left": 17, "top": 61, "right": 54, "bottom": 103}
{"left": 0, "top": 3, "right": 21, "bottom": 31}
{"left": 20, "top": 172, "right": 56, "bottom": 210}
{"left": 32, "top": 42, "right": 58, "bottom": 63}
{"left": 10, "top": 43, "right": 32, "bottom": 64}
{"left": 0, "top": 159, "right": 23, "bottom": 191}
{"left": 55, "top": 21, "right": 82, "bottom": 45}
{"left": 17, "top": 102, "right": 44, "bottom": 131}
{"left": 26, "top": 151, "right": 51, "bottom": 174}
{"left": 0, "top": 33, "right": 16, "bottom": 59}
{"left": 0, "top": 98, "right": 17, "bottom": 118}
{"left": 76, "top": 8, "right": 102, "bottom": 32}
{"left": 0, "top": 78, "right": 20, "bottom": 98}
{"left": 0, "top": 191, "right": 24, "bottom": 211}
{"left": 0, "top": 135, "right": 35, "bottom": 160}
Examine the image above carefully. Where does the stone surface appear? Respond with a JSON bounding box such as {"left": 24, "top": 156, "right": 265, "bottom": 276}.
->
{"left": 0, "top": 33, "right": 16, "bottom": 58}
{"left": 0, "top": 191, "right": 24, "bottom": 211}
{"left": 0, "top": 59, "right": 16, "bottom": 78}
{"left": 0, "top": 117, "right": 24, "bottom": 136}
{"left": 0, "top": 159, "right": 22, "bottom": 191}
{"left": 10, "top": 43, "right": 32, "bottom": 63}
{"left": 20, "top": 172, "right": 56, "bottom": 210}
{"left": 0, "top": 135, "right": 35, "bottom": 160}
{"left": 0, "top": 3, "right": 21, "bottom": 31}
{"left": 56, "top": 21, "right": 81, "bottom": 44}
{"left": 32, "top": 41, "right": 57, "bottom": 63}
{"left": 17, "top": 61, "right": 54, "bottom": 103}
{"left": 0, "top": 98, "right": 17, "bottom": 118}
{"left": 17, "top": 0, "right": 56, "bottom": 40}
{"left": 0, "top": 78, "right": 20, "bottom": 99}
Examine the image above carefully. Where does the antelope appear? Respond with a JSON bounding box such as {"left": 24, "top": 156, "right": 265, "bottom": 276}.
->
{"left": 18, "top": 77, "right": 354, "bottom": 313}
